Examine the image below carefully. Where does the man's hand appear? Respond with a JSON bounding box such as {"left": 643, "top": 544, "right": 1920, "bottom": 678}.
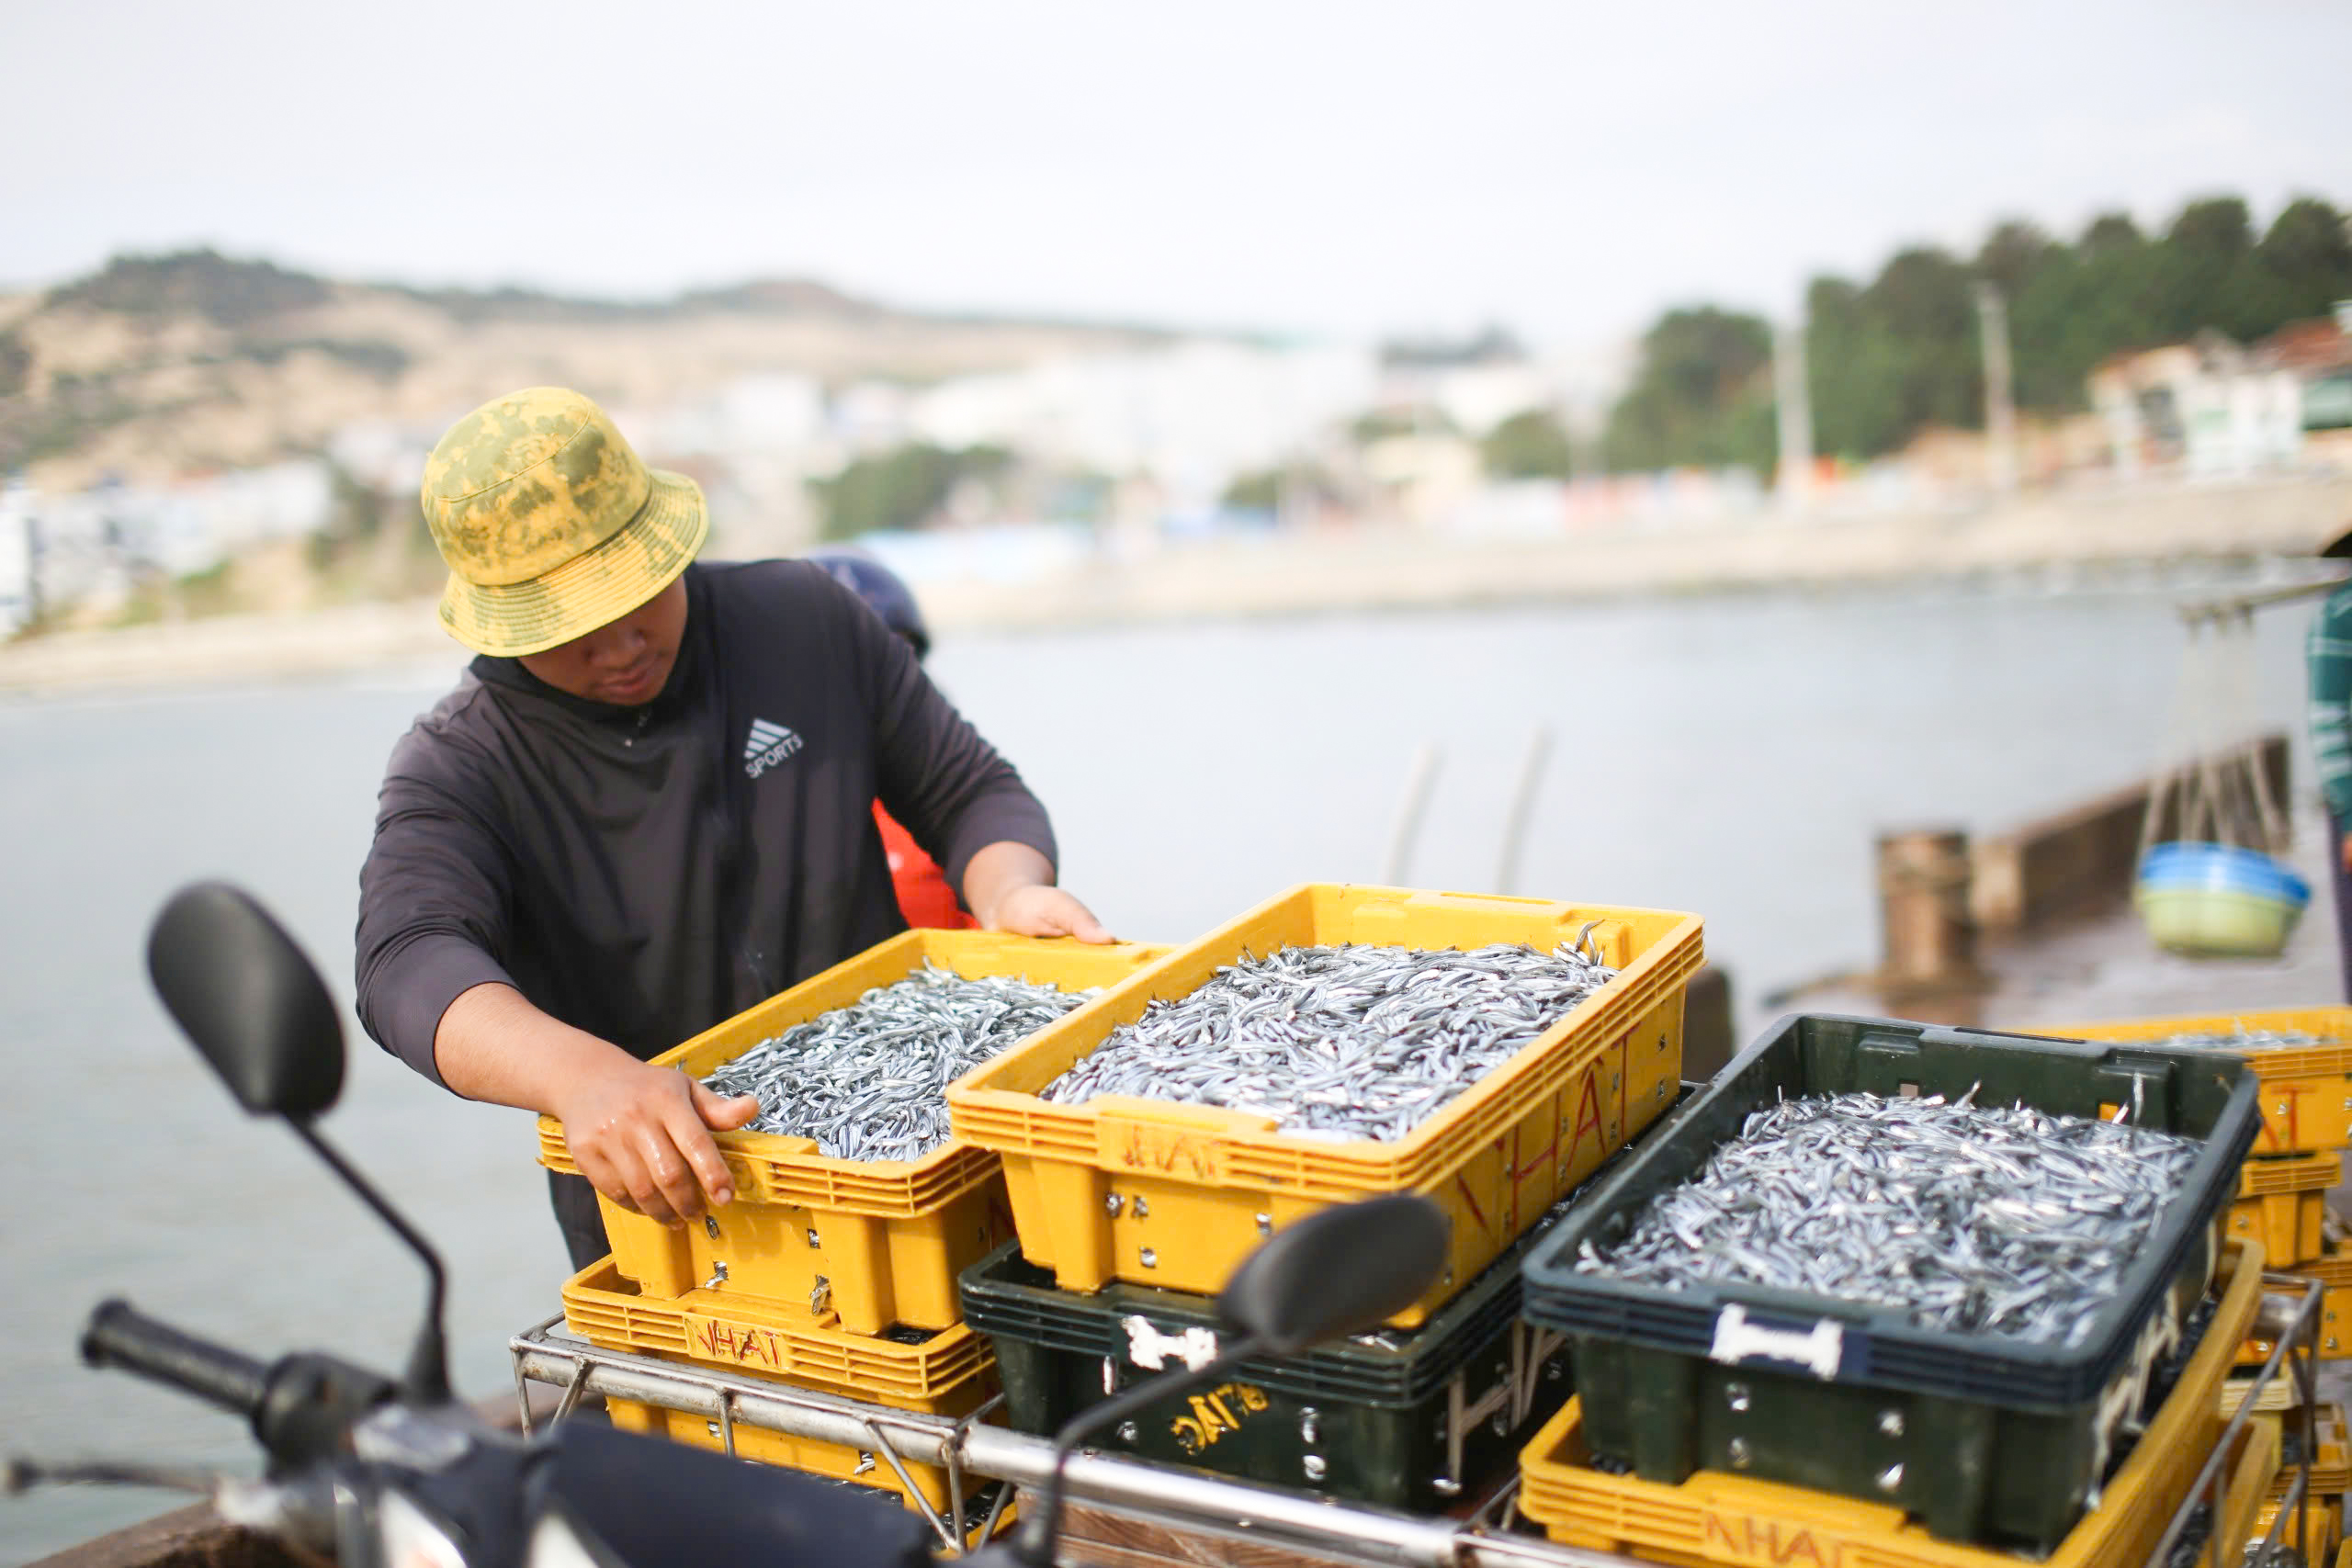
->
{"left": 549, "top": 1056, "right": 761, "bottom": 1227}
{"left": 2339, "top": 830, "right": 2352, "bottom": 874}
{"left": 962, "top": 840, "right": 1114, "bottom": 942}
{"left": 989, "top": 883, "right": 1115, "bottom": 942}
{"left": 431, "top": 981, "right": 759, "bottom": 1226}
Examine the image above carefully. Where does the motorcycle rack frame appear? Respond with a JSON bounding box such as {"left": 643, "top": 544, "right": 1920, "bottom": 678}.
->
{"left": 510, "top": 1273, "right": 2324, "bottom": 1568}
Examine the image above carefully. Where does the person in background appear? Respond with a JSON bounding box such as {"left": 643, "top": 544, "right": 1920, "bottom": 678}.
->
{"left": 356, "top": 388, "right": 1112, "bottom": 1270}
{"left": 2306, "top": 525, "right": 2352, "bottom": 999}
{"left": 803, "top": 547, "right": 978, "bottom": 931}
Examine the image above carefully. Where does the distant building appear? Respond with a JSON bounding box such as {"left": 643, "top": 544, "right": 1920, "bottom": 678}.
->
{"left": 2090, "top": 310, "right": 2352, "bottom": 479}
{"left": 899, "top": 341, "right": 1379, "bottom": 501}
{"left": 2263, "top": 306, "right": 2352, "bottom": 468}
{"left": 2, "top": 461, "right": 333, "bottom": 627}
{"left": 0, "top": 478, "right": 32, "bottom": 636}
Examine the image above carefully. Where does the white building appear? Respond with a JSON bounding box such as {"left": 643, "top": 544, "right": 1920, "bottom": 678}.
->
{"left": 0, "top": 478, "right": 32, "bottom": 635}
{"left": 2091, "top": 329, "right": 2315, "bottom": 480}
{"left": 2, "top": 461, "right": 334, "bottom": 625}
{"left": 902, "top": 340, "right": 1379, "bottom": 499}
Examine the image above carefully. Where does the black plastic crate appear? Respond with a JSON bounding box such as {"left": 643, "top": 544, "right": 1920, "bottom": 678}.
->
{"left": 958, "top": 1223, "right": 1571, "bottom": 1511}
{"left": 1519, "top": 1013, "right": 2259, "bottom": 1551}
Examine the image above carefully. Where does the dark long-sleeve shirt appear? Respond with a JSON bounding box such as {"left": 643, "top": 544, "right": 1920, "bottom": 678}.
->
{"left": 356, "top": 558, "right": 1056, "bottom": 1084}
{"left": 2311, "top": 581, "right": 2352, "bottom": 823}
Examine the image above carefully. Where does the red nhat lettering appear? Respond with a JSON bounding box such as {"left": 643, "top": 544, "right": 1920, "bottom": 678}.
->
{"left": 1454, "top": 1173, "right": 1493, "bottom": 1235}
{"left": 1773, "top": 1528, "right": 1830, "bottom": 1568}
{"left": 1702, "top": 1511, "right": 1750, "bottom": 1558}
{"left": 1569, "top": 1070, "right": 1606, "bottom": 1157}
{"left": 1695, "top": 1515, "right": 1836, "bottom": 1568}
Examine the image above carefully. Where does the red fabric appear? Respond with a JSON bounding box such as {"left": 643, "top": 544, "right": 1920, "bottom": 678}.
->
{"left": 875, "top": 802, "right": 978, "bottom": 930}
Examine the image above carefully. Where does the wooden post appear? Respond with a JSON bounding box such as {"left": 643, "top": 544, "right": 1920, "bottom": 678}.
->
{"left": 1876, "top": 828, "right": 1988, "bottom": 1025}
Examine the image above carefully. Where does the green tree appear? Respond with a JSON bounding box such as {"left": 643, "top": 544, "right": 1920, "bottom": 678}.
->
{"left": 1350, "top": 407, "right": 1453, "bottom": 443}
{"left": 1480, "top": 409, "right": 1575, "bottom": 479}
{"left": 811, "top": 443, "right": 1008, "bottom": 540}
{"left": 1221, "top": 468, "right": 1283, "bottom": 512}
{"left": 2155, "top": 197, "right": 2263, "bottom": 340}
{"left": 2080, "top": 212, "right": 2144, "bottom": 255}
{"left": 1802, "top": 248, "right": 1980, "bottom": 460}
{"left": 1975, "top": 220, "right": 2060, "bottom": 302}
{"left": 2255, "top": 198, "right": 2352, "bottom": 322}
{"left": 1602, "top": 308, "right": 1775, "bottom": 472}
{"left": 0, "top": 330, "right": 27, "bottom": 400}
{"left": 1781, "top": 194, "right": 2352, "bottom": 461}
{"left": 51, "top": 248, "right": 330, "bottom": 326}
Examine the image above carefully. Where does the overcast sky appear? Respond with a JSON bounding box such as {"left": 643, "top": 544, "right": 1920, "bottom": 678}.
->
{"left": 5, "top": 0, "right": 2347, "bottom": 349}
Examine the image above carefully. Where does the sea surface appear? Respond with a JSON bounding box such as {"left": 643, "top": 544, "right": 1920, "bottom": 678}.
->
{"left": 0, "top": 567, "right": 2325, "bottom": 1562}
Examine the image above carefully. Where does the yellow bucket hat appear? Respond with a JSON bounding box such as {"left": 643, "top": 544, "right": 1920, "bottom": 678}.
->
{"left": 419, "top": 387, "right": 708, "bottom": 657}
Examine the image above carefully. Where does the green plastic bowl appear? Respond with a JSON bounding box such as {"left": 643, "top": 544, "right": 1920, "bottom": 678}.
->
{"left": 2135, "top": 886, "right": 2304, "bottom": 958}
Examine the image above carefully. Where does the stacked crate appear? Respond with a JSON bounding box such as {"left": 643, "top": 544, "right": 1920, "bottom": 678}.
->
{"left": 957, "top": 1217, "right": 1578, "bottom": 1510}
{"left": 2033, "top": 1006, "right": 2352, "bottom": 1561}
{"left": 535, "top": 928, "right": 1172, "bottom": 1530}
{"left": 944, "top": 883, "right": 1704, "bottom": 1506}
{"left": 1514, "top": 1014, "right": 2265, "bottom": 1564}
{"left": 1520, "top": 1241, "right": 2267, "bottom": 1568}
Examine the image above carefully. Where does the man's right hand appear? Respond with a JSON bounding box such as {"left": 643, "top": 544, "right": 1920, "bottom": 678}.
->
{"left": 549, "top": 1057, "right": 762, "bottom": 1227}
{"left": 431, "top": 982, "right": 761, "bottom": 1228}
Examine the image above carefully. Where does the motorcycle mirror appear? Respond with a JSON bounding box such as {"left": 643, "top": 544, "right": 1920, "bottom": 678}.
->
{"left": 1011, "top": 1194, "right": 1456, "bottom": 1568}
{"left": 147, "top": 881, "right": 344, "bottom": 1121}
{"left": 145, "top": 881, "right": 450, "bottom": 1404}
{"left": 1215, "top": 1193, "right": 1450, "bottom": 1354}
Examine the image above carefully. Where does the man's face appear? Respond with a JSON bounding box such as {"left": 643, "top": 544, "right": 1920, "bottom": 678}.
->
{"left": 517, "top": 577, "right": 688, "bottom": 705}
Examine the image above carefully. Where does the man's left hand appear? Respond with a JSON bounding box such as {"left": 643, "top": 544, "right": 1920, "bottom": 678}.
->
{"left": 988, "top": 883, "right": 1115, "bottom": 942}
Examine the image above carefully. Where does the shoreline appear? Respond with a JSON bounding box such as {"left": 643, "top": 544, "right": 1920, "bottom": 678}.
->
{"left": 6, "top": 475, "right": 2349, "bottom": 696}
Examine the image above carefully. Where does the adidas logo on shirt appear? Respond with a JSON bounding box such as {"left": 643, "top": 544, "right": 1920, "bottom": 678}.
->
{"left": 744, "top": 717, "right": 804, "bottom": 778}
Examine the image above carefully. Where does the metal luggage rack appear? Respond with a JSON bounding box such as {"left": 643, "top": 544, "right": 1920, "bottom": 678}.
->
{"left": 511, "top": 1274, "right": 2326, "bottom": 1568}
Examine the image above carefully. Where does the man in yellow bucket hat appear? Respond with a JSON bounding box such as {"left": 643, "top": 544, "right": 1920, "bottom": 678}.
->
{"left": 356, "top": 387, "right": 1110, "bottom": 1269}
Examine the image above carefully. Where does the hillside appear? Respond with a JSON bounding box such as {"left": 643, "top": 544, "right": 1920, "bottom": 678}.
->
{"left": 0, "top": 250, "right": 1172, "bottom": 490}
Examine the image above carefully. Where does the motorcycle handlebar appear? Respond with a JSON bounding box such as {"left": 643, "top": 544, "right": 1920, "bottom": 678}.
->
{"left": 81, "top": 1300, "right": 269, "bottom": 1421}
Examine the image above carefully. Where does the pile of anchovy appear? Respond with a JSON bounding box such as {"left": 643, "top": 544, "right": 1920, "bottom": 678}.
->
{"left": 1040, "top": 939, "right": 1617, "bottom": 1143}
{"left": 702, "top": 964, "right": 1095, "bottom": 1162}
{"left": 1574, "top": 1089, "right": 2201, "bottom": 1344}
{"left": 2154, "top": 1027, "right": 2339, "bottom": 1051}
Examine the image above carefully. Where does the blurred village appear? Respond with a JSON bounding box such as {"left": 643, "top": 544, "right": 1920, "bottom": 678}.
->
{"left": 4, "top": 194, "right": 2352, "bottom": 640}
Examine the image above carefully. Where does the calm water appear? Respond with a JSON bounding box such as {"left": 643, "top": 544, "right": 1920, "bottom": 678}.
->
{"left": 0, "top": 570, "right": 2323, "bottom": 1561}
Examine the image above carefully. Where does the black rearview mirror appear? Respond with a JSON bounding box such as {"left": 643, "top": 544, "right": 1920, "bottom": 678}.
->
{"left": 1216, "top": 1193, "right": 1450, "bottom": 1355}
{"left": 147, "top": 882, "right": 344, "bottom": 1122}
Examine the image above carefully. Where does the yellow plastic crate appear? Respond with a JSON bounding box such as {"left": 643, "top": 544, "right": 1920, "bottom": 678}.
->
{"left": 2321, "top": 1265, "right": 2352, "bottom": 1359}
{"left": 570, "top": 1250, "right": 1002, "bottom": 1517}
{"left": 2031, "top": 1009, "right": 2352, "bottom": 1155}
{"left": 2240, "top": 1150, "right": 2343, "bottom": 1198}
{"left": 2233, "top": 1152, "right": 2338, "bottom": 1267}
{"left": 2234, "top": 1191, "right": 2329, "bottom": 1269}
{"left": 2261, "top": 1404, "right": 2351, "bottom": 1498}
{"left": 2241, "top": 1231, "right": 2352, "bottom": 1362}
{"left": 537, "top": 929, "right": 1172, "bottom": 1334}
{"left": 605, "top": 1395, "right": 999, "bottom": 1519}
{"left": 1517, "top": 1238, "right": 2261, "bottom": 1568}
{"left": 946, "top": 885, "right": 1703, "bottom": 1325}
{"left": 2255, "top": 1491, "right": 2342, "bottom": 1564}
{"left": 2209, "top": 1416, "right": 2285, "bottom": 1568}
{"left": 560, "top": 1256, "right": 993, "bottom": 1407}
